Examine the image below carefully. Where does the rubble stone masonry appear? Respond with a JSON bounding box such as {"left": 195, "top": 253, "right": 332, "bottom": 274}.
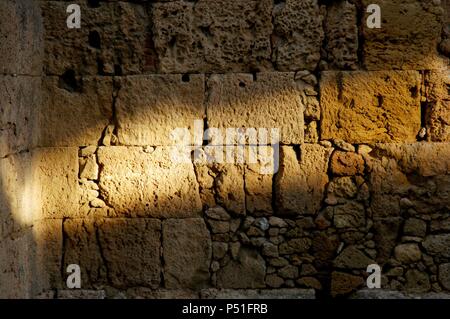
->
{"left": 0, "top": 0, "right": 449, "bottom": 299}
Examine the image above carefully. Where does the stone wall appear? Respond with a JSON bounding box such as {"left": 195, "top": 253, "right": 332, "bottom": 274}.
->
{"left": 0, "top": 0, "right": 61, "bottom": 298}
{"left": 0, "top": 0, "right": 449, "bottom": 298}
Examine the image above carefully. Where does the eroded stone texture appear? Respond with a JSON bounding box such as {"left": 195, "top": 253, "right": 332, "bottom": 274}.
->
{"left": 423, "top": 234, "right": 450, "bottom": 258}
{"left": 33, "top": 147, "right": 78, "bottom": 219}
{"left": 331, "top": 271, "right": 364, "bottom": 297}
{"left": 334, "top": 246, "right": 374, "bottom": 269}
{"left": 361, "top": 0, "right": 444, "bottom": 70}
{"left": 0, "top": 0, "right": 42, "bottom": 75}
{"left": 275, "top": 145, "right": 333, "bottom": 216}
{"left": 425, "top": 69, "right": 450, "bottom": 142}
{"left": 116, "top": 75, "right": 205, "bottom": 146}
{"left": 98, "top": 147, "right": 202, "bottom": 218}
{"left": 98, "top": 218, "right": 161, "bottom": 289}
{"left": 273, "top": 0, "right": 324, "bottom": 71}
{"left": 245, "top": 146, "right": 277, "bottom": 216}
{"left": 0, "top": 76, "right": 40, "bottom": 157}
{"left": 367, "top": 143, "right": 450, "bottom": 219}
{"left": 42, "top": 1, "right": 152, "bottom": 75}
{"left": 62, "top": 219, "right": 107, "bottom": 288}
{"left": 152, "top": 0, "right": 273, "bottom": 73}
{"left": 330, "top": 151, "right": 365, "bottom": 176}
{"left": 39, "top": 76, "right": 113, "bottom": 147}
{"left": 163, "top": 218, "right": 211, "bottom": 289}
{"left": 207, "top": 73, "right": 305, "bottom": 145}
{"left": 321, "top": 71, "right": 421, "bottom": 143}
{"left": 324, "top": 0, "right": 358, "bottom": 70}
{"left": 33, "top": 219, "right": 63, "bottom": 292}
{"left": 0, "top": 152, "right": 35, "bottom": 237}
{"left": 216, "top": 247, "right": 266, "bottom": 289}
{"left": 373, "top": 143, "right": 450, "bottom": 177}
{"left": 0, "top": 232, "right": 34, "bottom": 298}
{"left": 195, "top": 161, "right": 246, "bottom": 215}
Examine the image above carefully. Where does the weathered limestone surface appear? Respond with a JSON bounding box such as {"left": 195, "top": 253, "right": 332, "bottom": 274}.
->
{"left": 207, "top": 73, "right": 305, "bottom": 145}
{"left": 320, "top": 71, "right": 422, "bottom": 143}
{"left": 0, "top": 153, "right": 35, "bottom": 237}
{"left": 275, "top": 145, "right": 333, "bottom": 216}
{"left": 0, "top": 76, "right": 40, "bottom": 157}
{"left": 163, "top": 218, "right": 211, "bottom": 289}
{"left": 33, "top": 147, "right": 79, "bottom": 219}
{"left": 39, "top": 76, "right": 113, "bottom": 147}
{"left": 425, "top": 69, "right": 450, "bottom": 141}
{"left": 216, "top": 247, "right": 266, "bottom": 289}
{"left": 116, "top": 74, "right": 205, "bottom": 146}
{"left": 272, "top": 0, "right": 324, "bottom": 71}
{"left": 98, "top": 218, "right": 161, "bottom": 288}
{"left": 0, "top": 232, "right": 34, "bottom": 298}
{"left": 361, "top": 0, "right": 444, "bottom": 70}
{"left": 33, "top": 219, "right": 63, "bottom": 292}
{"left": 0, "top": 0, "right": 42, "bottom": 75}
{"left": 42, "top": 1, "right": 152, "bottom": 75}
{"left": 63, "top": 219, "right": 107, "bottom": 288}
{"left": 97, "top": 147, "right": 202, "bottom": 218}
{"left": 152, "top": 0, "right": 273, "bottom": 73}
{"left": 324, "top": 0, "right": 358, "bottom": 70}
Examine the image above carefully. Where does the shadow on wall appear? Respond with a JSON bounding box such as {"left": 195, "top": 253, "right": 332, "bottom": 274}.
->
{"left": 13, "top": 68, "right": 450, "bottom": 298}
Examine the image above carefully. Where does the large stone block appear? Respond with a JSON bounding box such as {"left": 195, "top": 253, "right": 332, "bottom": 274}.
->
{"left": 163, "top": 218, "right": 211, "bottom": 289}
{"left": 0, "top": 76, "right": 40, "bottom": 157}
{"left": 97, "top": 147, "right": 202, "bottom": 218}
{"left": 42, "top": 1, "right": 152, "bottom": 75}
{"left": 275, "top": 145, "right": 333, "bottom": 216}
{"left": 361, "top": 0, "right": 444, "bottom": 70}
{"left": 152, "top": 0, "right": 273, "bottom": 73}
{"left": 0, "top": 0, "right": 42, "bottom": 75}
{"left": 62, "top": 218, "right": 107, "bottom": 288}
{"left": 195, "top": 161, "right": 246, "bottom": 215}
{"left": 0, "top": 232, "right": 34, "bottom": 298}
{"left": 216, "top": 247, "right": 266, "bottom": 289}
{"left": 0, "top": 152, "right": 35, "bottom": 237}
{"left": 33, "top": 147, "right": 79, "bottom": 219}
{"left": 373, "top": 143, "right": 450, "bottom": 177}
{"left": 97, "top": 218, "right": 161, "bottom": 289}
{"left": 195, "top": 145, "right": 277, "bottom": 215}
{"left": 425, "top": 69, "right": 450, "bottom": 142}
{"left": 324, "top": 0, "right": 358, "bottom": 70}
{"left": 116, "top": 75, "right": 205, "bottom": 146}
{"left": 245, "top": 146, "right": 277, "bottom": 216}
{"left": 427, "top": 100, "right": 450, "bottom": 142}
{"left": 423, "top": 234, "right": 450, "bottom": 258}
{"left": 320, "top": 71, "right": 421, "bottom": 143}
{"left": 272, "top": 0, "right": 324, "bottom": 71}
{"left": 33, "top": 219, "right": 63, "bottom": 292}
{"left": 207, "top": 73, "right": 304, "bottom": 145}
{"left": 39, "top": 76, "right": 113, "bottom": 147}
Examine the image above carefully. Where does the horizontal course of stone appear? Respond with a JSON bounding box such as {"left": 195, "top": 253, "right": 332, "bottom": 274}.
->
{"left": 0, "top": 0, "right": 449, "bottom": 299}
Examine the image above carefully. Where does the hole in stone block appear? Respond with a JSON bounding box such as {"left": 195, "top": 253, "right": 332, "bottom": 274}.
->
{"left": 182, "top": 74, "right": 190, "bottom": 83}
{"left": 88, "top": 30, "right": 101, "bottom": 49}
{"left": 410, "top": 86, "right": 419, "bottom": 98}
{"left": 87, "top": 0, "right": 101, "bottom": 8}
{"left": 114, "top": 65, "right": 123, "bottom": 76}
{"left": 58, "top": 69, "right": 81, "bottom": 93}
